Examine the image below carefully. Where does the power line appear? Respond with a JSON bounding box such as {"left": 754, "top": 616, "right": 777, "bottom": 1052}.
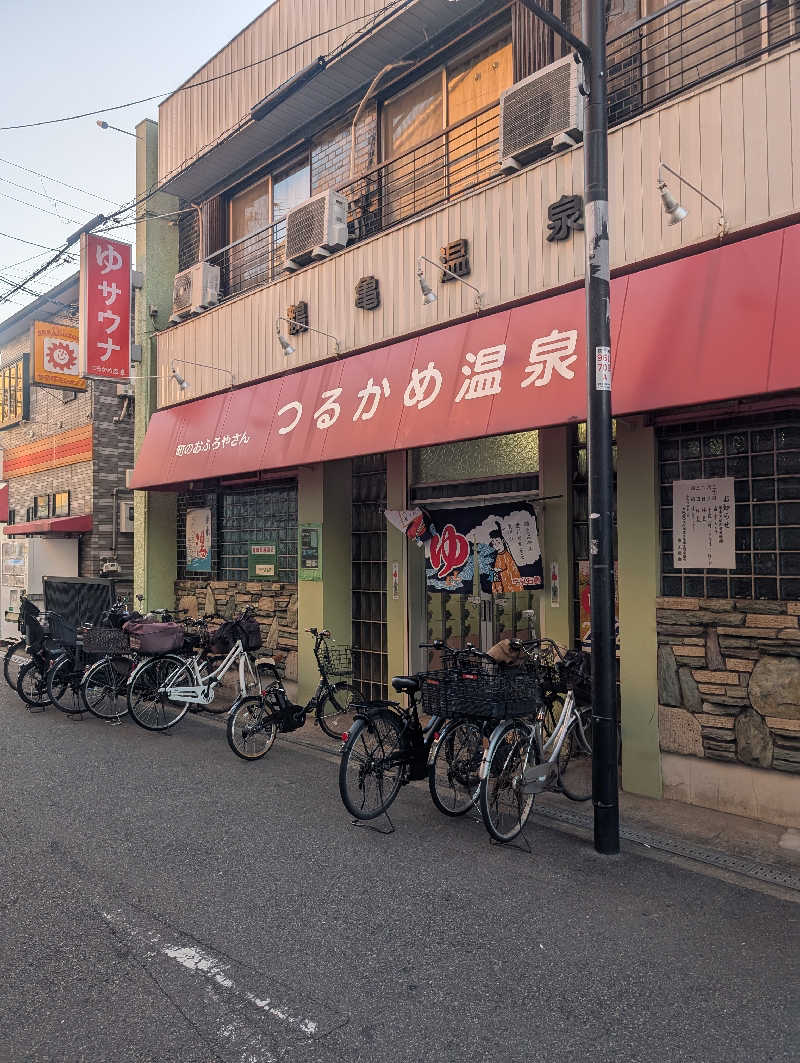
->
{"left": 0, "top": 175, "right": 99, "bottom": 216}
{"left": 0, "top": 156, "right": 122, "bottom": 205}
{"left": 0, "top": 191, "right": 80, "bottom": 224}
{"left": 0, "top": 8, "right": 396, "bottom": 132}
{"left": 0, "top": 230, "right": 61, "bottom": 252}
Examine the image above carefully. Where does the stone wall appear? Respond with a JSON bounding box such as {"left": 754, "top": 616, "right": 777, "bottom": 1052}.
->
{"left": 174, "top": 578, "right": 298, "bottom": 681}
{"left": 657, "top": 597, "right": 800, "bottom": 774}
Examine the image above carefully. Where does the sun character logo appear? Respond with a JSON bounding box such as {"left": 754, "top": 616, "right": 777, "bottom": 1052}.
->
{"left": 44, "top": 340, "right": 78, "bottom": 374}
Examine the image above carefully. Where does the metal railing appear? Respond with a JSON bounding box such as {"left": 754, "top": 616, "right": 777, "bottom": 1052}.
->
{"left": 201, "top": 0, "right": 799, "bottom": 303}
{"left": 607, "top": 0, "right": 799, "bottom": 125}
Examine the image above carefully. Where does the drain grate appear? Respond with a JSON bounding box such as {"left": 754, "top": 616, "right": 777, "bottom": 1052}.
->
{"left": 534, "top": 804, "right": 800, "bottom": 892}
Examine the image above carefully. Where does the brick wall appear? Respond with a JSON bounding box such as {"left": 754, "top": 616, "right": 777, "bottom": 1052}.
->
{"left": 311, "top": 107, "right": 379, "bottom": 195}
{"left": 174, "top": 578, "right": 299, "bottom": 681}
{"left": 657, "top": 597, "right": 800, "bottom": 775}
{"left": 90, "top": 380, "right": 134, "bottom": 581}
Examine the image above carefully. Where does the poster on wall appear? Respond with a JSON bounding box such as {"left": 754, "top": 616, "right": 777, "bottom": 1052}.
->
{"left": 33, "top": 322, "right": 86, "bottom": 391}
{"left": 424, "top": 501, "right": 543, "bottom": 594}
{"left": 578, "top": 560, "right": 619, "bottom": 652}
{"left": 298, "top": 523, "right": 322, "bottom": 581}
{"left": 185, "top": 507, "right": 212, "bottom": 573}
{"left": 248, "top": 541, "right": 278, "bottom": 580}
{"left": 672, "top": 478, "right": 735, "bottom": 569}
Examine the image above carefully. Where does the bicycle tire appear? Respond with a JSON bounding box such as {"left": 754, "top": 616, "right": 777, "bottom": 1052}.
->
{"left": 226, "top": 696, "right": 278, "bottom": 760}
{"left": 82, "top": 655, "right": 132, "bottom": 720}
{"left": 339, "top": 709, "right": 405, "bottom": 820}
{"left": 16, "top": 659, "right": 52, "bottom": 707}
{"left": 316, "top": 681, "right": 358, "bottom": 740}
{"left": 47, "top": 653, "right": 86, "bottom": 715}
{"left": 559, "top": 706, "right": 593, "bottom": 802}
{"left": 428, "top": 720, "right": 483, "bottom": 817}
{"left": 4, "top": 639, "right": 29, "bottom": 691}
{"left": 479, "top": 722, "right": 536, "bottom": 843}
{"left": 127, "top": 654, "right": 193, "bottom": 731}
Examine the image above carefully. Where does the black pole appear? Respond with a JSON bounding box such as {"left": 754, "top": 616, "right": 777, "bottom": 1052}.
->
{"left": 583, "top": 0, "right": 620, "bottom": 854}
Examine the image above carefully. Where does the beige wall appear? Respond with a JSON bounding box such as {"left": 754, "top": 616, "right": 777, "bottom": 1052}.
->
{"left": 156, "top": 48, "right": 800, "bottom": 407}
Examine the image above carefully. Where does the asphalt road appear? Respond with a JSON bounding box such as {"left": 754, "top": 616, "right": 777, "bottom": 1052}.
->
{"left": 1, "top": 686, "right": 798, "bottom": 1063}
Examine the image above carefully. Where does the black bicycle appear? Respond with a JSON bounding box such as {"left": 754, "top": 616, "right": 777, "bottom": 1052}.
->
{"left": 226, "top": 628, "right": 357, "bottom": 758}
{"left": 16, "top": 609, "right": 73, "bottom": 710}
{"left": 3, "top": 593, "right": 36, "bottom": 691}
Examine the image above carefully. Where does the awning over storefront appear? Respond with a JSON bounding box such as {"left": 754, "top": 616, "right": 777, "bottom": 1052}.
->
{"left": 4, "top": 514, "right": 92, "bottom": 537}
{"left": 132, "top": 225, "right": 800, "bottom": 491}
{"left": 0, "top": 484, "right": 8, "bottom": 524}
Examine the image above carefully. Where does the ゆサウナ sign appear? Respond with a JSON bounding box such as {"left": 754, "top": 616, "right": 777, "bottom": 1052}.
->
{"left": 79, "top": 233, "right": 131, "bottom": 380}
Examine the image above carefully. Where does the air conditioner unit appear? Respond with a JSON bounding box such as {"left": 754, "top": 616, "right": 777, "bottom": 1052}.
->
{"left": 170, "top": 261, "right": 221, "bottom": 322}
{"left": 284, "top": 189, "right": 349, "bottom": 272}
{"left": 499, "top": 55, "right": 584, "bottom": 174}
{"left": 118, "top": 501, "right": 135, "bottom": 534}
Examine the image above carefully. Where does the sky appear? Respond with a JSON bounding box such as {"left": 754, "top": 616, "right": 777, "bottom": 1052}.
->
{"left": 0, "top": 0, "right": 276, "bottom": 325}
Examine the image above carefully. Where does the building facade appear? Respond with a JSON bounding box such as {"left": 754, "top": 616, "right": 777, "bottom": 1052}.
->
{"left": 132, "top": 0, "right": 800, "bottom": 825}
{"left": 0, "top": 274, "right": 135, "bottom": 628}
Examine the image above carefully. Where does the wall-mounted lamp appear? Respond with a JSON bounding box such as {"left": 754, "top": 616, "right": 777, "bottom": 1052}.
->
{"left": 170, "top": 364, "right": 189, "bottom": 391}
{"left": 658, "top": 162, "right": 727, "bottom": 237}
{"left": 96, "top": 119, "right": 140, "bottom": 139}
{"left": 417, "top": 255, "right": 483, "bottom": 311}
{"left": 275, "top": 316, "right": 340, "bottom": 357}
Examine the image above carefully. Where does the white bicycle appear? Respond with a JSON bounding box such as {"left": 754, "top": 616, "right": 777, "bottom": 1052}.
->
{"left": 126, "top": 609, "right": 264, "bottom": 732}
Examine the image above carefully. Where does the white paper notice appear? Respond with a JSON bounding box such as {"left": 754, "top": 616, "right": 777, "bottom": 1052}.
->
{"left": 673, "top": 478, "right": 735, "bottom": 569}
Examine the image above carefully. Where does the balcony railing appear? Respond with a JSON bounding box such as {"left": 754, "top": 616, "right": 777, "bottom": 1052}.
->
{"left": 202, "top": 0, "right": 798, "bottom": 305}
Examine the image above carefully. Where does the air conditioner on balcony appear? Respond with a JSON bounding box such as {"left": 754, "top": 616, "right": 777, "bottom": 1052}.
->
{"left": 284, "top": 189, "right": 349, "bottom": 272}
{"left": 499, "top": 55, "right": 584, "bottom": 174}
{"left": 170, "top": 261, "right": 221, "bottom": 323}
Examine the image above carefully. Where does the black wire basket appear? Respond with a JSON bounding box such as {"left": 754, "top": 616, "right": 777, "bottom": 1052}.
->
{"left": 81, "top": 625, "right": 130, "bottom": 656}
{"left": 320, "top": 644, "right": 352, "bottom": 677}
{"left": 420, "top": 667, "right": 541, "bottom": 721}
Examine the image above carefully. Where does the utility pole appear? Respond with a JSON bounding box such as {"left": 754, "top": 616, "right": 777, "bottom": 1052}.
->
{"left": 515, "top": 0, "right": 619, "bottom": 854}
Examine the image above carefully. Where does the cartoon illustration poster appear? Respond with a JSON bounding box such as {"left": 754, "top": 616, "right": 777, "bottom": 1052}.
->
{"left": 186, "top": 507, "right": 212, "bottom": 573}
{"left": 423, "top": 502, "right": 543, "bottom": 595}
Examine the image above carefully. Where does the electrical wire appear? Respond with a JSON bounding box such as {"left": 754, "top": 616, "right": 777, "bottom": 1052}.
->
{"left": 0, "top": 191, "right": 81, "bottom": 224}
{"left": 0, "top": 230, "right": 61, "bottom": 252}
{"left": 0, "top": 6, "right": 404, "bottom": 132}
{"left": 0, "top": 175, "right": 100, "bottom": 216}
{"left": 0, "top": 156, "right": 121, "bottom": 205}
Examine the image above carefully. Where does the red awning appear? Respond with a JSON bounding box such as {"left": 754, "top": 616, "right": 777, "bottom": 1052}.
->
{"left": 0, "top": 483, "right": 8, "bottom": 524}
{"left": 4, "top": 514, "right": 92, "bottom": 537}
{"left": 132, "top": 225, "right": 799, "bottom": 491}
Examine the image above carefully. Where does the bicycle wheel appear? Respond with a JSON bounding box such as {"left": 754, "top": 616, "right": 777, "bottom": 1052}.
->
{"left": 4, "top": 639, "right": 29, "bottom": 691}
{"left": 559, "top": 704, "right": 593, "bottom": 802}
{"left": 226, "top": 696, "right": 278, "bottom": 760}
{"left": 428, "top": 720, "right": 483, "bottom": 817}
{"left": 82, "top": 655, "right": 132, "bottom": 720}
{"left": 479, "top": 722, "right": 536, "bottom": 843}
{"left": 17, "top": 659, "right": 52, "bottom": 707}
{"left": 339, "top": 709, "right": 405, "bottom": 820}
{"left": 316, "top": 682, "right": 358, "bottom": 740}
{"left": 47, "top": 653, "right": 86, "bottom": 715}
{"left": 126, "top": 654, "right": 194, "bottom": 731}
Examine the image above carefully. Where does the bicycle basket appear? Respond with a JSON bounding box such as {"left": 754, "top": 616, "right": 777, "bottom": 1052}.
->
{"left": 48, "top": 612, "right": 77, "bottom": 648}
{"left": 419, "top": 670, "right": 459, "bottom": 717}
{"left": 320, "top": 644, "right": 352, "bottom": 677}
{"left": 81, "top": 625, "right": 130, "bottom": 656}
{"left": 446, "top": 669, "right": 541, "bottom": 721}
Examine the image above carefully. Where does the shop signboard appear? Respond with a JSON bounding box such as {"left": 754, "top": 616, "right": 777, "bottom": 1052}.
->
{"left": 422, "top": 502, "right": 543, "bottom": 595}
{"left": 672, "top": 478, "right": 735, "bottom": 569}
{"left": 185, "top": 507, "right": 211, "bottom": 573}
{"left": 298, "top": 524, "right": 322, "bottom": 581}
{"left": 248, "top": 540, "right": 278, "bottom": 580}
{"left": 32, "top": 322, "right": 86, "bottom": 390}
{"left": 79, "top": 233, "right": 131, "bottom": 380}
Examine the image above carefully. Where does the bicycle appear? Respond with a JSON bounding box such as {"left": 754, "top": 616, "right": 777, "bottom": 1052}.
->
{"left": 3, "top": 593, "right": 36, "bottom": 691}
{"left": 16, "top": 609, "right": 75, "bottom": 710}
{"left": 478, "top": 641, "right": 593, "bottom": 843}
{"left": 126, "top": 609, "right": 260, "bottom": 731}
{"left": 226, "top": 627, "right": 358, "bottom": 757}
{"left": 47, "top": 600, "right": 136, "bottom": 716}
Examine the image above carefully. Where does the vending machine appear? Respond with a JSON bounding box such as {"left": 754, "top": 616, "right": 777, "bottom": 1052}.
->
{"left": 1, "top": 537, "right": 79, "bottom": 640}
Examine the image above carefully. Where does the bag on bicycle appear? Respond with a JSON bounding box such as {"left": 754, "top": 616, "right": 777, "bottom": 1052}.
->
{"left": 208, "top": 618, "right": 262, "bottom": 655}
{"left": 122, "top": 620, "right": 184, "bottom": 653}
{"left": 237, "top": 618, "right": 262, "bottom": 651}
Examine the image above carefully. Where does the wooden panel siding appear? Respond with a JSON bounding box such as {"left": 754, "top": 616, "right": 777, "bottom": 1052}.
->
{"left": 155, "top": 48, "right": 800, "bottom": 406}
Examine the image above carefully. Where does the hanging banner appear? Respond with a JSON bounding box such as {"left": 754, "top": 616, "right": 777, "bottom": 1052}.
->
{"left": 672, "top": 478, "right": 735, "bottom": 569}
{"left": 33, "top": 322, "right": 86, "bottom": 391}
{"left": 424, "top": 501, "right": 543, "bottom": 594}
{"left": 384, "top": 507, "right": 430, "bottom": 543}
{"left": 79, "top": 233, "right": 131, "bottom": 380}
{"left": 185, "top": 507, "right": 212, "bottom": 573}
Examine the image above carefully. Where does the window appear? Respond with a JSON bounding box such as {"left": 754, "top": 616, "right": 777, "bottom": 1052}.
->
{"left": 177, "top": 482, "right": 298, "bottom": 583}
{"left": 659, "top": 415, "right": 800, "bottom": 601}
{"left": 34, "top": 495, "right": 50, "bottom": 519}
{"left": 0, "top": 356, "right": 29, "bottom": 429}
{"left": 352, "top": 454, "right": 387, "bottom": 701}
{"left": 381, "top": 32, "right": 512, "bottom": 224}
{"left": 26, "top": 506, "right": 34, "bottom": 522}
{"left": 6, "top": 509, "right": 15, "bottom": 526}
{"left": 52, "top": 492, "right": 70, "bottom": 517}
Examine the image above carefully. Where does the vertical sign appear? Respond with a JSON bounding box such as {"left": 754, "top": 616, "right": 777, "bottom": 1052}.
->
{"left": 185, "top": 507, "right": 212, "bottom": 573}
{"left": 79, "top": 233, "right": 131, "bottom": 380}
{"left": 673, "top": 478, "right": 735, "bottom": 569}
{"left": 550, "top": 561, "right": 560, "bottom": 608}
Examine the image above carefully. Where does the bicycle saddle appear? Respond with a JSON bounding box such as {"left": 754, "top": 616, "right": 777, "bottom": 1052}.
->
{"left": 392, "top": 675, "right": 419, "bottom": 694}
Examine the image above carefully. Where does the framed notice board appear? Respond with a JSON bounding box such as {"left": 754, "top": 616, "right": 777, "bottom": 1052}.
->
{"left": 248, "top": 539, "right": 279, "bottom": 579}
{"left": 298, "top": 523, "right": 322, "bottom": 581}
